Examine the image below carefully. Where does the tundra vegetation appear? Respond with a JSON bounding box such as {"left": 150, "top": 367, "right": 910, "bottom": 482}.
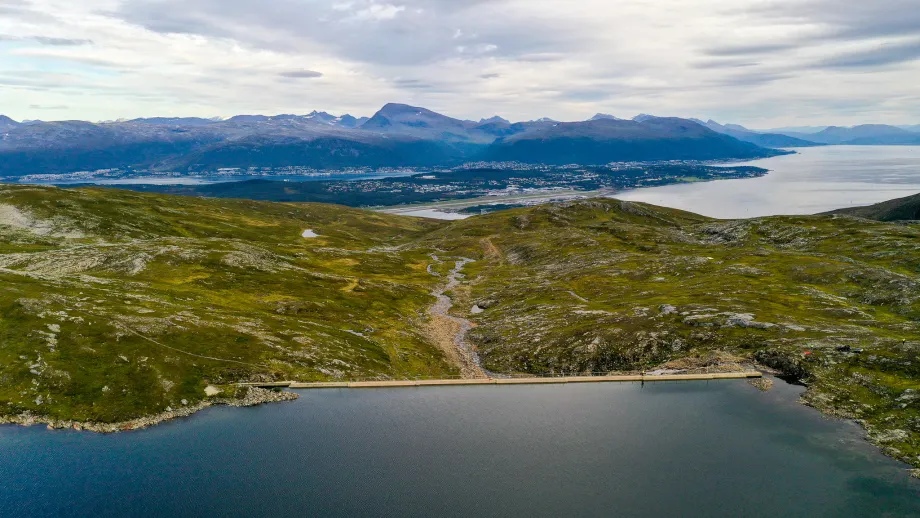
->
{"left": 1, "top": 185, "right": 919, "bottom": 468}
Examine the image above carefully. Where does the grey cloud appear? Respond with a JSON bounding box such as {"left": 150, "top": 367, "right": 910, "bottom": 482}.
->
{"left": 559, "top": 88, "right": 612, "bottom": 102}
{"left": 114, "top": 0, "right": 592, "bottom": 66}
{"left": 29, "top": 104, "right": 69, "bottom": 110}
{"left": 33, "top": 37, "right": 93, "bottom": 46}
{"left": 693, "top": 59, "right": 760, "bottom": 69}
{"left": 711, "top": 71, "right": 794, "bottom": 87}
{"left": 517, "top": 53, "right": 567, "bottom": 62}
{"left": 480, "top": 73, "right": 500, "bottom": 79}
{"left": 817, "top": 40, "right": 920, "bottom": 68}
{"left": 279, "top": 69, "right": 323, "bottom": 79}
{"left": 752, "top": 0, "right": 920, "bottom": 42}
{"left": 393, "top": 79, "right": 433, "bottom": 89}
{"left": 0, "top": 1, "right": 57, "bottom": 23}
{"left": 705, "top": 42, "right": 801, "bottom": 57}
{"left": 25, "top": 54, "right": 132, "bottom": 69}
{"left": 1, "top": 35, "right": 92, "bottom": 46}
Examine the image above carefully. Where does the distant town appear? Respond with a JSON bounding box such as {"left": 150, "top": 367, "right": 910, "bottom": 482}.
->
{"left": 43, "top": 161, "right": 771, "bottom": 210}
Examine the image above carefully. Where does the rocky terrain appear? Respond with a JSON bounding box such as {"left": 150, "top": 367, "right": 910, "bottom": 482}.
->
{"left": 1, "top": 185, "right": 919, "bottom": 469}
{"left": 420, "top": 199, "right": 920, "bottom": 468}
{"left": 0, "top": 184, "right": 456, "bottom": 424}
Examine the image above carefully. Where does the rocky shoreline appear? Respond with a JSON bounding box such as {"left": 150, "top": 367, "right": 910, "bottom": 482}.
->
{"left": 0, "top": 387, "right": 298, "bottom": 433}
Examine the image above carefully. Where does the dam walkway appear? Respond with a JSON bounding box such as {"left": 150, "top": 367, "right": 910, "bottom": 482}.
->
{"left": 242, "top": 371, "right": 763, "bottom": 390}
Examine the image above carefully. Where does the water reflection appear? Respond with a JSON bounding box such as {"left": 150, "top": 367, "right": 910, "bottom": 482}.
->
{"left": 617, "top": 146, "right": 920, "bottom": 218}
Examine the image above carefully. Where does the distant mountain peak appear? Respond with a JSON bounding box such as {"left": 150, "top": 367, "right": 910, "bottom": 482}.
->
{"left": 227, "top": 114, "right": 270, "bottom": 123}
{"left": 304, "top": 111, "right": 336, "bottom": 123}
{"left": 530, "top": 117, "right": 558, "bottom": 123}
{"left": 0, "top": 115, "right": 20, "bottom": 130}
{"left": 590, "top": 113, "right": 622, "bottom": 121}
{"left": 377, "top": 103, "right": 433, "bottom": 116}
{"left": 127, "top": 116, "right": 218, "bottom": 127}
{"left": 632, "top": 114, "right": 657, "bottom": 122}
{"left": 479, "top": 116, "right": 510, "bottom": 125}
{"left": 333, "top": 114, "right": 369, "bottom": 129}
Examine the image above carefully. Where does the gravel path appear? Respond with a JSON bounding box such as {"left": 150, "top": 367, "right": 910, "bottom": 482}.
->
{"left": 427, "top": 256, "right": 487, "bottom": 379}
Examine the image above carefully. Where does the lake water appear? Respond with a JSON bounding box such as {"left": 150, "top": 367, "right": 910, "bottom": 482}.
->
{"left": 2, "top": 380, "right": 918, "bottom": 517}
{"left": 618, "top": 146, "right": 920, "bottom": 218}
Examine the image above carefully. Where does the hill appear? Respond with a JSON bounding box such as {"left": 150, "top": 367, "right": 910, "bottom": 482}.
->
{"left": 485, "top": 117, "right": 784, "bottom": 163}
{"left": 3, "top": 187, "right": 920, "bottom": 470}
{"left": 826, "top": 192, "right": 920, "bottom": 221}
{"left": 0, "top": 184, "right": 455, "bottom": 425}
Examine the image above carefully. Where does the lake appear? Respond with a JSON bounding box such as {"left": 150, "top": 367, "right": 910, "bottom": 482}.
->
{"left": 2, "top": 379, "right": 918, "bottom": 517}
{"left": 618, "top": 146, "right": 920, "bottom": 218}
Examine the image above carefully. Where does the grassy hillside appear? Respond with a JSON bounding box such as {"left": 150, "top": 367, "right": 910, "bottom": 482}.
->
{"left": 827, "top": 192, "right": 920, "bottom": 221}
{"left": 1, "top": 187, "right": 919, "bottom": 468}
{"left": 0, "top": 185, "right": 455, "bottom": 423}
{"left": 423, "top": 200, "right": 920, "bottom": 467}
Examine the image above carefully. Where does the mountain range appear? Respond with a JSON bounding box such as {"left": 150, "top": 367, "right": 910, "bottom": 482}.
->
{"left": 690, "top": 119, "right": 825, "bottom": 148}
{"left": 484, "top": 117, "right": 772, "bottom": 164}
{"left": 0, "top": 105, "right": 784, "bottom": 176}
{"left": 775, "top": 125, "right": 920, "bottom": 145}
{"left": 693, "top": 119, "right": 920, "bottom": 146}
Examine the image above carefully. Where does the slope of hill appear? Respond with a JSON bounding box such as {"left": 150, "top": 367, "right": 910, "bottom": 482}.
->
{"left": 0, "top": 115, "right": 20, "bottom": 131}
{"left": 0, "top": 184, "right": 455, "bottom": 425}
{"left": 826, "top": 192, "right": 920, "bottom": 221}
{"left": 3, "top": 187, "right": 920, "bottom": 467}
{"left": 485, "top": 117, "right": 784, "bottom": 164}
{"left": 696, "top": 119, "right": 823, "bottom": 148}
{"left": 422, "top": 198, "right": 920, "bottom": 468}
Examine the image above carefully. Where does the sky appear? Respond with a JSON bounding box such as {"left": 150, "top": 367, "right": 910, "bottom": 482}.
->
{"left": 0, "top": 0, "right": 918, "bottom": 127}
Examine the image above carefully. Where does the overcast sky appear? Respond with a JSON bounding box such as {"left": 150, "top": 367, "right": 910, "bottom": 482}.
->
{"left": 1, "top": 0, "right": 918, "bottom": 126}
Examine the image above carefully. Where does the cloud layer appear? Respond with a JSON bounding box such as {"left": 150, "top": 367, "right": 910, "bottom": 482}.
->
{"left": 0, "top": 0, "right": 917, "bottom": 126}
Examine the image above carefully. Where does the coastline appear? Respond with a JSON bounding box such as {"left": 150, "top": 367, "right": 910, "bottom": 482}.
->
{"left": 0, "top": 387, "right": 297, "bottom": 433}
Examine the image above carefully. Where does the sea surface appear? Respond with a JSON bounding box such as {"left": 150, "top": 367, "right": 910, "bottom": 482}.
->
{"left": 618, "top": 146, "right": 920, "bottom": 218}
{"left": 2, "top": 380, "right": 919, "bottom": 517}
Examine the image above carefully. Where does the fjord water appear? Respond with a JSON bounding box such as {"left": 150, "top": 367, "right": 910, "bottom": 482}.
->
{"left": 618, "top": 146, "right": 920, "bottom": 218}
{"left": 2, "top": 381, "right": 918, "bottom": 517}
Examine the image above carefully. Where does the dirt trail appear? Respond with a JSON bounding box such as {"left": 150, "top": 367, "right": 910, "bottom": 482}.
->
{"left": 427, "top": 256, "right": 487, "bottom": 379}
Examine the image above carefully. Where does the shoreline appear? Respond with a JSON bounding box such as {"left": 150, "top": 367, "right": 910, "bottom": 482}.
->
{"left": 0, "top": 387, "right": 297, "bottom": 433}
{"left": 4, "top": 373, "right": 919, "bottom": 477}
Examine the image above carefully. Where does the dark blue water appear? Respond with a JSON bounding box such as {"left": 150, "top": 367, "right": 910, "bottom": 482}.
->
{"left": 2, "top": 380, "right": 918, "bottom": 517}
